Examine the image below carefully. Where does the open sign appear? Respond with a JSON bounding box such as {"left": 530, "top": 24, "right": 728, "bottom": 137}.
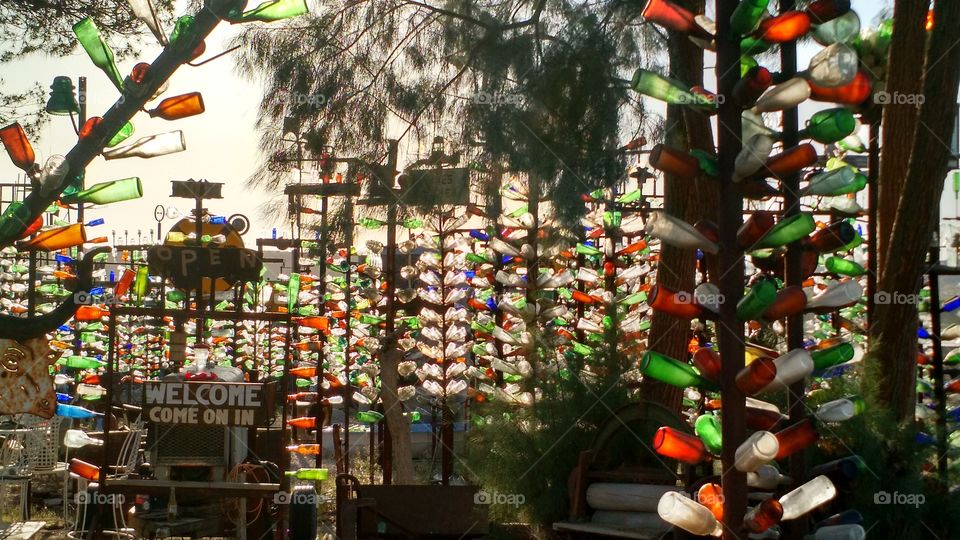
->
{"left": 147, "top": 246, "right": 262, "bottom": 289}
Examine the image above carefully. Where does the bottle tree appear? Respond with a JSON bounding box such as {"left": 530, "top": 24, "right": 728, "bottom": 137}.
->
{"left": 635, "top": 0, "right": 876, "bottom": 536}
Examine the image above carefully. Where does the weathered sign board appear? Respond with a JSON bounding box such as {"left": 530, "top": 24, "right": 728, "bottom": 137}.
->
{"left": 147, "top": 246, "right": 262, "bottom": 290}
{"left": 143, "top": 380, "right": 276, "bottom": 426}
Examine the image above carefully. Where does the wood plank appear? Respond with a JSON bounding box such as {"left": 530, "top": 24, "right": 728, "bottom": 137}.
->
{"left": 102, "top": 479, "right": 279, "bottom": 497}
{"left": 0, "top": 521, "right": 46, "bottom": 540}
{"left": 552, "top": 520, "right": 670, "bottom": 540}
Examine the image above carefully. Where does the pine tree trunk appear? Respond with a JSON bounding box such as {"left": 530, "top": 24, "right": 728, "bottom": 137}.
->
{"left": 642, "top": 0, "right": 718, "bottom": 411}
{"left": 866, "top": 0, "right": 960, "bottom": 421}
{"left": 380, "top": 341, "right": 416, "bottom": 483}
{"left": 875, "top": 1, "right": 928, "bottom": 277}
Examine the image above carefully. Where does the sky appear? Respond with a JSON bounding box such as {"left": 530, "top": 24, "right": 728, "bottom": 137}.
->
{"left": 5, "top": 0, "right": 960, "bottom": 258}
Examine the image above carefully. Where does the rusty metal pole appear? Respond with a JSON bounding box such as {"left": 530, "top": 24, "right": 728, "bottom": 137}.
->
{"left": 715, "top": 0, "right": 747, "bottom": 536}
{"left": 779, "top": 2, "right": 808, "bottom": 538}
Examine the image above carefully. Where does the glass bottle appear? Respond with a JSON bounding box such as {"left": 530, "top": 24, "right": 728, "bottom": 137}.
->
{"left": 230, "top": 0, "right": 309, "bottom": 23}
{"left": 72, "top": 18, "right": 124, "bottom": 90}
{"left": 778, "top": 475, "right": 837, "bottom": 520}
{"left": 825, "top": 256, "right": 865, "bottom": 277}
{"left": 734, "top": 134, "right": 776, "bottom": 181}
{"left": 812, "top": 525, "right": 866, "bottom": 540}
{"left": 737, "top": 279, "right": 778, "bottom": 321}
{"left": 657, "top": 491, "right": 721, "bottom": 536}
{"left": 102, "top": 131, "right": 186, "bottom": 160}
{"left": 754, "top": 77, "right": 811, "bottom": 112}
{"left": 126, "top": 0, "right": 167, "bottom": 43}
{"left": 148, "top": 92, "right": 205, "bottom": 120}
{"left": 20, "top": 223, "right": 86, "bottom": 251}
{"left": 763, "top": 348, "right": 814, "bottom": 391}
{"left": 692, "top": 347, "right": 722, "bottom": 383}
{"left": 730, "top": 0, "right": 770, "bottom": 35}
{"left": 0, "top": 123, "right": 37, "bottom": 174}
{"left": 737, "top": 210, "right": 776, "bottom": 247}
{"left": 284, "top": 468, "right": 328, "bottom": 481}
{"left": 805, "top": 279, "right": 862, "bottom": 311}
{"left": 751, "top": 144, "right": 818, "bottom": 180}
{"left": 631, "top": 69, "right": 714, "bottom": 110}
{"left": 815, "top": 397, "right": 864, "bottom": 422}
{"left": 744, "top": 498, "right": 783, "bottom": 533}
{"left": 286, "top": 444, "right": 320, "bottom": 455}
{"left": 809, "top": 71, "right": 871, "bottom": 105}
{"left": 811, "top": 342, "right": 854, "bottom": 370}
{"left": 755, "top": 11, "right": 811, "bottom": 43}
{"left": 62, "top": 178, "right": 143, "bottom": 205}
{"left": 774, "top": 418, "right": 819, "bottom": 459}
{"left": 653, "top": 426, "right": 710, "bottom": 465}
{"left": 762, "top": 285, "right": 808, "bottom": 320}
{"left": 805, "top": 44, "right": 858, "bottom": 88}
{"left": 802, "top": 167, "right": 865, "bottom": 197}
{"left": 649, "top": 144, "right": 700, "bottom": 178}
{"left": 694, "top": 414, "right": 723, "bottom": 454}
{"left": 645, "top": 211, "right": 718, "bottom": 254}
{"left": 733, "top": 66, "right": 773, "bottom": 107}
{"left": 808, "top": 221, "right": 856, "bottom": 252}
{"left": 69, "top": 458, "right": 101, "bottom": 481}
{"left": 64, "top": 430, "right": 103, "bottom": 448}
{"left": 805, "top": 0, "right": 851, "bottom": 24}
{"left": 696, "top": 483, "right": 724, "bottom": 521}
{"left": 736, "top": 356, "right": 778, "bottom": 395}
{"left": 57, "top": 403, "right": 101, "bottom": 419}
{"left": 641, "top": 350, "right": 712, "bottom": 389}
{"left": 649, "top": 284, "right": 704, "bottom": 321}
{"left": 754, "top": 213, "right": 816, "bottom": 249}
{"left": 734, "top": 431, "right": 779, "bottom": 472}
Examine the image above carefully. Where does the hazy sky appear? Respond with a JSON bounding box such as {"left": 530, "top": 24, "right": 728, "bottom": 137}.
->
{"left": 7, "top": 0, "right": 957, "bottom": 253}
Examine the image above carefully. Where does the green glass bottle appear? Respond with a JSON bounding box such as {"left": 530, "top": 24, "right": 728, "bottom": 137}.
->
{"left": 619, "top": 292, "right": 648, "bottom": 306}
{"left": 402, "top": 218, "right": 424, "bottom": 229}
{"left": 800, "top": 107, "right": 856, "bottom": 144}
{"left": 107, "top": 122, "right": 135, "bottom": 147}
{"left": 754, "top": 214, "right": 816, "bottom": 249}
{"left": 694, "top": 414, "right": 723, "bottom": 454}
{"left": 575, "top": 243, "right": 603, "bottom": 257}
{"left": 167, "top": 289, "right": 187, "bottom": 302}
{"left": 169, "top": 15, "right": 197, "bottom": 49}
{"left": 631, "top": 69, "right": 714, "bottom": 111}
{"left": 616, "top": 189, "right": 643, "bottom": 204}
{"left": 572, "top": 342, "right": 596, "bottom": 356}
{"left": 230, "top": 0, "right": 308, "bottom": 23}
{"left": 736, "top": 279, "right": 778, "bottom": 321}
{"left": 741, "top": 36, "right": 772, "bottom": 55}
{"left": 811, "top": 342, "right": 855, "bottom": 371}
{"left": 133, "top": 266, "right": 149, "bottom": 300}
{"left": 358, "top": 217, "right": 385, "bottom": 229}
{"left": 466, "top": 253, "right": 492, "bottom": 264}
{"left": 287, "top": 273, "right": 300, "bottom": 312}
{"left": 730, "top": 0, "right": 770, "bottom": 35}
{"left": 640, "top": 351, "right": 713, "bottom": 389}
{"left": 72, "top": 18, "right": 123, "bottom": 90}
{"left": 284, "top": 468, "right": 328, "bottom": 481}
{"left": 58, "top": 356, "right": 104, "bottom": 369}
{"left": 825, "top": 256, "right": 865, "bottom": 277}
{"left": 603, "top": 211, "right": 622, "bottom": 229}
{"left": 356, "top": 410, "right": 384, "bottom": 423}
{"left": 61, "top": 178, "right": 142, "bottom": 205}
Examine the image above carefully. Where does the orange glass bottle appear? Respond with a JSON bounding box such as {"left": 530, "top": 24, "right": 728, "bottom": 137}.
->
{"left": 286, "top": 444, "right": 320, "bottom": 455}
{"left": 653, "top": 426, "right": 710, "bottom": 465}
{"left": 808, "top": 71, "right": 872, "bottom": 105}
{"left": 692, "top": 347, "right": 722, "bottom": 383}
{"left": 696, "top": 483, "right": 724, "bottom": 521}
{"left": 744, "top": 498, "right": 783, "bottom": 533}
{"left": 745, "top": 405, "right": 785, "bottom": 431}
{"left": 774, "top": 418, "right": 820, "bottom": 460}
{"left": 808, "top": 221, "right": 856, "bottom": 253}
{"left": 114, "top": 268, "right": 136, "bottom": 297}
{"left": 649, "top": 284, "right": 703, "bottom": 320}
{"left": 761, "top": 286, "right": 808, "bottom": 321}
{"left": 736, "top": 357, "right": 778, "bottom": 395}
{"left": 649, "top": 144, "right": 700, "bottom": 179}
{"left": 0, "top": 123, "right": 36, "bottom": 173}
{"left": 288, "top": 417, "right": 318, "bottom": 429}
{"left": 20, "top": 223, "right": 86, "bottom": 251}
{"left": 737, "top": 211, "right": 776, "bottom": 248}
{"left": 754, "top": 11, "right": 811, "bottom": 43}
{"left": 75, "top": 306, "right": 109, "bottom": 321}
{"left": 148, "top": 92, "right": 205, "bottom": 120}
{"left": 295, "top": 316, "right": 330, "bottom": 330}
{"left": 749, "top": 144, "right": 817, "bottom": 182}
{"left": 290, "top": 366, "right": 317, "bottom": 378}
{"left": 69, "top": 458, "right": 101, "bottom": 481}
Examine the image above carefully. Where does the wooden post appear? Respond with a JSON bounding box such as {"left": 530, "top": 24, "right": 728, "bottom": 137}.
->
{"left": 715, "top": 0, "right": 747, "bottom": 536}
{"left": 382, "top": 139, "right": 399, "bottom": 484}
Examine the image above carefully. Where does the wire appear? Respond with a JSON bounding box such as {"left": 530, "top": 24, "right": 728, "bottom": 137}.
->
{"left": 220, "top": 462, "right": 270, "bottom": 529}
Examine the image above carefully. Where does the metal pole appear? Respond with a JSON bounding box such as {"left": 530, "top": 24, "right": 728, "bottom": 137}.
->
{"left": 382, "top": 140, "right": 399, "bottom": 484}
{"left": 929, "top": 254, "right": 949, "bottom": 486}
{"left": 867, "top": 120, "right": 881, "bottom": 328}
{"left": 715, "top": 0, "right": 747, "bottom": 536}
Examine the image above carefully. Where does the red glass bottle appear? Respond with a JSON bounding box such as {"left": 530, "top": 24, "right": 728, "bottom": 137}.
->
{"left": 744, "top": 498, "right": 784, "bottom": 533}
{"left": 649, "top": 284, "right": 704, "bottom": 320}
{"left": 774, "top": 418, "right": 820, "bottom": 460}
{"left": 752, "top": 144, "right": 818, "bottom": 180}
{"left": 641, "top": 0, "right": 712, "bottom": 40}
{"left": 692, "top": 347, "right": 722, "bottom": 383}
{"left": 736, "top": 357, "right": 778, "bottom": 395}
{"left": 746, "top": 405, "right": 786, "bottom": 431}
{"left": 804, "top": 0, "right": 852, "bottom": 24}
{"left": 69, "top": 458, "right": 101, "bottom": 481}
{"left": 0, "top": 123, "right": 37, "bottom": 173}
{"left": 762, "top": 286, "right": 808, "bottom": 321}
{"left": 288, "top": 417, "right": 318, "bottom": 429}
{"left": 733, "top": 66, "right": 773, "bottom": 108}
{"left": 697, "top": 483, "right": 724, "bottom": 521}
{"left": 808, "top": 221, "right": 856, "bottom": 252}
{"left": 808, "top": 71, "right": 872, "bottom": 105}
{"left": 737, "top": 211, "right": 776, "bottom": 248}
{"left": 653, "top": 426, "right": 710, "bottom": 465}
{"left": 649, "top": 144, "right": 700, "bottom": 179}
{"left": 754, "top": 12, "right": 811, "bottom": 43}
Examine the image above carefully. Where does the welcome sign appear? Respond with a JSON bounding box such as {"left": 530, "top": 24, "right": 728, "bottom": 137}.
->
{"left": 143, "top": 380, "right": 275, "bottom": 426}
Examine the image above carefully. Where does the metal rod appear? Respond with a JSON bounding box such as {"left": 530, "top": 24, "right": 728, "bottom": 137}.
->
{"left": 715, "top": 0, "right": 747, "bottom": 535}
